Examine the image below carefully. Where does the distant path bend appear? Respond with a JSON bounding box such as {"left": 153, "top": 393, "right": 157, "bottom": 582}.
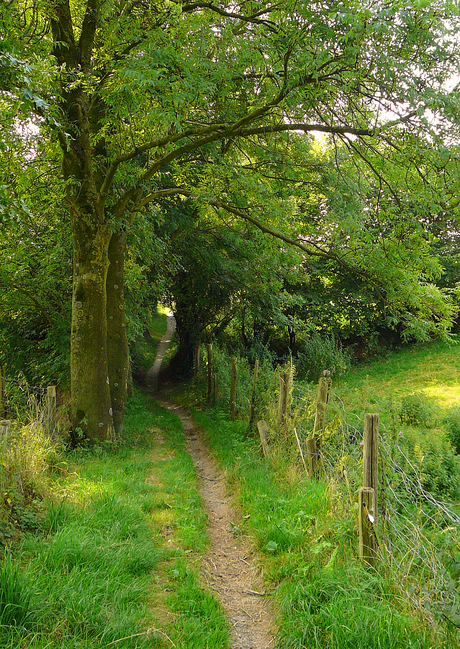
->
{"left": 147, "top": 313, "right": 176, "bottom": 390}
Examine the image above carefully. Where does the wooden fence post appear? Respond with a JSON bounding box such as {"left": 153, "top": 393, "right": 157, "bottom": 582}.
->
{"left": 45, "top": 385, "right": 57, "bottom": 434}
{"left": 0, "top": 365, "right": 5, "bottom": 419}
{"left": 306, "top": 437, "right": 320, "bottom": 477}
{"left": 127, "top": 364, "right": 134, "bottom": 397}
{"left": 0, "top": 420, "right": 10, "bottom": 437}
{"left": 207, "top": 344, "right": 213, "bottom": 403}
{"left": 363, "top": 413, "right": 379, "bottom": 520}
{"left": 278, "top": 370, "right": 290, "bottom": 434}
{"left": 249, "top": 359, "right": 259, "bottom": 429}
{"left": 257, "top": 420, "right": 269, "bottom": 457}
{"left": 313, "top": 373, "right": 332, "bottom": 446}
{"left": 306, "top": 372, "right": 332, "bottom": 476}
{"left": 230, "top": 357, "right": 237, "bottom": 420}
{"left": 358, "top": 486, "right": 377, "bottom": 565}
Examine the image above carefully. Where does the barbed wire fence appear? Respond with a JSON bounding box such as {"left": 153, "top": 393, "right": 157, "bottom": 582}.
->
{"left": 309, "top": 388, "right": 460, "bottom": 631}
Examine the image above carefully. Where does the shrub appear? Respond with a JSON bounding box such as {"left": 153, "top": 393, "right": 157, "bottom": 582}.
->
{"left": 399, "top": 392, "right": 436, "bottom": 427}
{"left": 444, "top": 406, "right": 460, "bottom": 454}
{"left": 295, "top": 333, "right": 351, "bottom": 382}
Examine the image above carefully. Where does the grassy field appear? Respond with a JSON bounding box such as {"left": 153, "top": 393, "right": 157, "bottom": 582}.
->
{"left": 2, "top": 335, "right": 460, "bottom": 648}
{"left": 334, "top": 336, "right": 460, "bottom": 420}
{"left": 0, "top": 391, "right": 228, "bottom": 649}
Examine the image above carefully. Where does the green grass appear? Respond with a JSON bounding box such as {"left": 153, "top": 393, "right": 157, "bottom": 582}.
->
{"left": 329, "top": 337, "right": 460, "bottom": 503}
{"left": 191, "top": 403, "right": 455, "bottom": 649}
{"left": 334, "top": 337, "right": 460, "bottom": 423}
{"left": 1, "top": 390, "right": 228, "bottom": 648}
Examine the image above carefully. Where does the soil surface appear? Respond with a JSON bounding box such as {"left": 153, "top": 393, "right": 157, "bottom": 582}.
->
{"left": 150, "top": 321, "right": 277, "bottom": 648}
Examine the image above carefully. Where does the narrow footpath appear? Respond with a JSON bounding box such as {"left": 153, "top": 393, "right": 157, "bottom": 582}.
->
{"left": 149, "top": 319, "right": 276, "bottom": 649}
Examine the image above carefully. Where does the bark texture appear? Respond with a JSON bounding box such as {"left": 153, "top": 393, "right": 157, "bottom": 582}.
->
{"left": 107, "top": 231, "right": 129, "bottom": 435}
{"left": 71, "top": 224, "right": 114, "bottom": 440}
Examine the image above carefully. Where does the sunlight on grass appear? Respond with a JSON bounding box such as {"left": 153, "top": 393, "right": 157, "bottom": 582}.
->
{"left": 2, "top": 391, "right": 227, "bottom": 649}
{"left": 336, "top": 337, "right": 460, "bottom": 417}
{"left": 424, "top": 384, "right": 460, "bottom": 407}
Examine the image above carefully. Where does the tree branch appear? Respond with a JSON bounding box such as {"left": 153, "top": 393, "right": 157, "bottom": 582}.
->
{"left": 0, "top": 284, "right": 53, "bottom": 325}
{"left": 175, "top": 1, "right": 279, "bottom": 31}
{"left": 49, "top": 0, "right": 78, "bottom": 67}
{"left": 79, "top": 0, "right": 100, "bottom": 71}
{"left": 98, "top": 123, "right": 230, "bottom": 205}
{"left": 102, "top": 119, "right": 372, "bottom": 213}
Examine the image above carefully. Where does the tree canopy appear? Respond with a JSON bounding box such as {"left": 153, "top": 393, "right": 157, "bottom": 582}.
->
{"left": 2, "top": 0, "right": 460, "bottom": 438}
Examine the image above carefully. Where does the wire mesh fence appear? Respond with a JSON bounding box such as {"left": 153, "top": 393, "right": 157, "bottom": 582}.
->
{"left": 197, "top": 344, "right": 460, "bottom": 629}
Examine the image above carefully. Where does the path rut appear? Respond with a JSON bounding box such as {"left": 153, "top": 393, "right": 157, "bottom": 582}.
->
{"left": 149, "top": 318, "right": 276, "bottom": 648}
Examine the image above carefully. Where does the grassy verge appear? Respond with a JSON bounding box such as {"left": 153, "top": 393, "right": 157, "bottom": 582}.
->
{"left": 1, "top": 390, "right": 228, "bottom": 649}
{"left": 191, "top": 406, "right": 456, "bottom": 649}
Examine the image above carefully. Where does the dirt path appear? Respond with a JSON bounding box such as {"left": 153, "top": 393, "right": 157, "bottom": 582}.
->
{"left": 147, "top": 314, "right": 176, "bottom": 390}
{"left": 148, "top": 319, "right": 276, "bottom": 648}
{"left": 157, "top": 399, "right": 276, "bottom": 649}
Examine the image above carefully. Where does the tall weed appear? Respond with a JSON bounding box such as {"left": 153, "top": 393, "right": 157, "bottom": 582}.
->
{"left": 0, "top": 554, "right": 34, "bottom": 628}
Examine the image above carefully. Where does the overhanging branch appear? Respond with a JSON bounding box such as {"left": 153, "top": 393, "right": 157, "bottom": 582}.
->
{"left": 105, "top": 120, "right": 374, "bottom": 213}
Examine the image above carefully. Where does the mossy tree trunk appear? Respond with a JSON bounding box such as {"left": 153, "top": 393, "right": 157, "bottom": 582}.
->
{"left": 106, "top": 231, "right": 129, "bottom": 435}
{"left": 71, "top": 215, "right": 114, "bottom": 440}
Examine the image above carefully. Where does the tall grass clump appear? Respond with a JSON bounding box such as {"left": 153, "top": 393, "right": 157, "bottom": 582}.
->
{"left": 0, "top": 395, "right": 67, "bottom": 545}
{"left": 0, "top": 554, "right": 34, "bottom": 628}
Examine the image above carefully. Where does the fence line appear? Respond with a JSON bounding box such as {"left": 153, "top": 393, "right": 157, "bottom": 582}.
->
{"left": 197, "top": 345, "right": 460, "bottom": 626}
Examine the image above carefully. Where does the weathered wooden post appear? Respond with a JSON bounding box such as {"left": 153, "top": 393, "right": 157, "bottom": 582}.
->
{"left": 193, "top": 344, "right": 201, "bottom": 376}
{"left": 0, "top": 365, "right": 5, "bottom": 419}
{"left": 249, "top": 359, "right": 259, "bottom": 429}
{"left": 359, "top": 413, "right": 379, "bottom": 565}
{"left": 306, "top": 437, "right": 320, "bottom": 476}
{"left": 358, "top": 486, "right": 377, "bottom": 566}
{"left": 207, "top": 344, "right": 213, "bottom": 403}
{"left": 127, "top": 365, "right": 134, "bottom": 397}
{"left": 45, "top": 385, "right": 57, "bottom": 434}
{"left": 306, "top": 372, "right": 332, "bottom": 476}
{"left": 0, "top": 420, "right": 10, "bottom": 437}
{"left": 230, "top": 357, "right": 237, "bottom": 420}
{"left": 257, "top": 420, "right": 269, "bottom": 457}
{"left": 312, "top": 373, "right": 332, "bottom": 446}
{"left": 363, "top": 413, "right": 379, "bottom": 519}
{"left": 278, "top": 370, "right": 290, "bottom": 434}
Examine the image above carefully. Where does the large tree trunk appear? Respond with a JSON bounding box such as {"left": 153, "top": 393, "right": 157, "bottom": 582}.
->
{"left": 106, "top": 231, "right": 129, "bottom": 435}
{"left": 71, "top": 221, "right": 114, "bottom": 441}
